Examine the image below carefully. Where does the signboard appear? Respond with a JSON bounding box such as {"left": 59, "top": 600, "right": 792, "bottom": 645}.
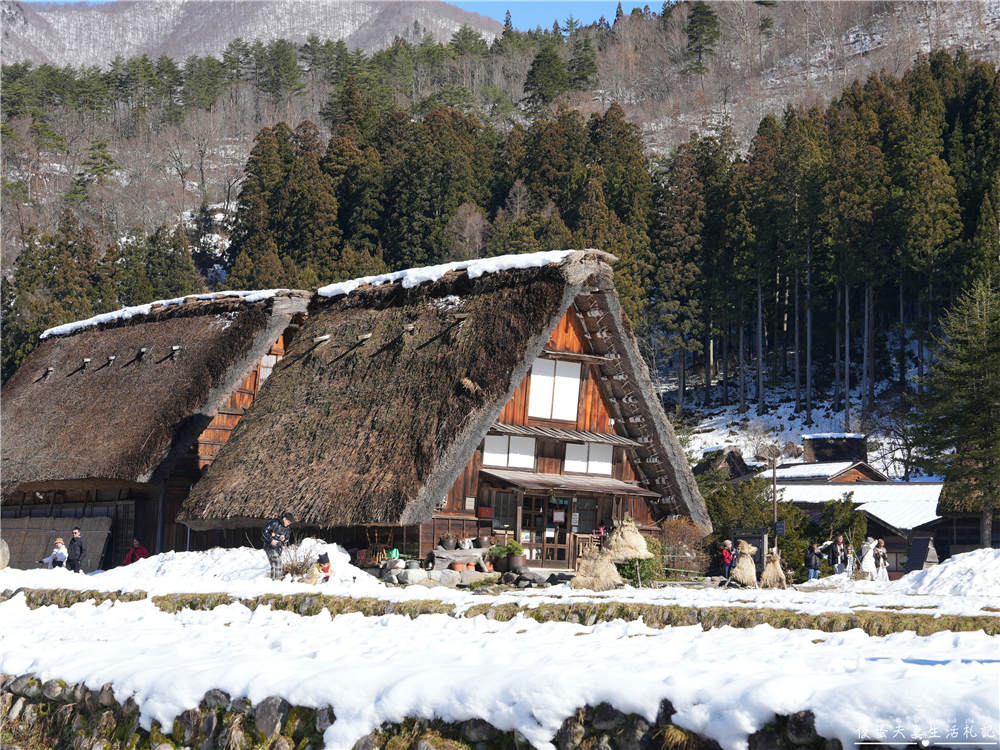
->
{"left": 571, "top": 512, "right": 580, "bottom": 526}
{"left": 465, "top": 496, "right": 477, "bottom": 510}
{"left": 553, "top": 510, "right": 566, "bottom": 523}
{"left": 476, "top": 507, "right": 493, "bottom": 519}
{"left": 775, "top": 521, "right": 786, "bottom": 536}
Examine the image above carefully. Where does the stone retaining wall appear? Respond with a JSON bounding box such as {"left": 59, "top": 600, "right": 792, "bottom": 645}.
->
{"left": 1, "top": 673, "right": 859, "bottom": 750}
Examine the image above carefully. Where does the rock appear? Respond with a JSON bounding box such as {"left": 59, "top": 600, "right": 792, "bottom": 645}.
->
{"left": 42, "top": 679, "right": 64, "bottom": 701}
{"left": 501, "top": 572, "right": 519, "bottom": 585}
{"left": 463, "top": 718, "right": 500, "bottom": 743}
{"left": 384, "top": 573, "right": 399, "bottom": 585}
{"left": 121, "top": 696, "right": 139, "bottom": 716}
{"left": 477, "top": 743, "right": 487, "bottom": 750}
{"left": 353, "top": 731, "right": 380, "bottom": 750}
{"left": 535, "top": 582, "right": 552, "bottom": 588}
{"left": 427, "top": 570, "right": 443, "bottom": 582}
{"left": 7, "top": 696, "right": 24, "bottom": 722}
{"left": 655, "top": 698, "right": 675, "bottom": 727}
{"left": 21, "top": 703, "right": 37, "bottom": 727}
{"left": 72, "top": 714, "right": 85, "bottom": 733}
{"left": 98, "top": 683, "right": 115, "bottom": 707}
{"left": 515, "top": 580, "right": 532, "bottom": 588}
{"left": 566, "top": 613, "right": 580, "bottom": 624}
{"left": 199, "top": 711, "right": 219, "bottom": 750}
{"left": 593, "top": 704, "right": 627, "bottom": 731}
{"left": 397, "top": 569, "right": 428, "bottom": 585}
{"left": 593, "top": 733, "right": 614, "bottom": 750}
{"left": 1, "top": 674, "right": 17, "bottom": 693}
{"left": 460, "top": 571, "right": 490, "bottom": 585}
{"left": 547, "top": 573, "right": 574, "bottom": 584}
{"left": 230, "top": 697, "right": 252, "bottom": 714}
{"left": 514, "top": 729, "right": 531, "bottom": 750}
{"left": 786, "top": 710, "right": 818, "bottom": 746}
{"left": 177, "top": 708, "right": 202, "bottom": 743}
{"left": 557, "top": 709, "right": 586, "bottom": 750}
{"left": 71, "top": 682, "right": 88, "bottom": 703}
{"left": 510, "top": 565, "right": 529, "bottom": 575}
{"left": 748, "top": 728, "right": 783, "bottom": 750}
{"left": 89, "top": 741, "right": 110, "bottom": 750}
{"left": 202, "top": 688, "right": 231, "bottom": 710}
{"left": 254, "top": 696, "right": 291, "bottom": 740}
{"left": 11, "top": 674, "right": 39, "bottom": 699}
{"left": 824, "top": 739, "right": 844, "bottom": 750}
{"left": 153, "top": 745, "right": 174, "bottom": 750}
{"left": 272, "top": 738, "right": 295, "bottom": 750}
{"left": 437, "top": 569, "right": 462, "bottom": 587}
{"left": 518, "top": 571, "right": 547, "bottom": 584}
{"left": 316, "top": 706, "right": 336, "bottom": 732}
{"left": 614, "top": 716, "right": 652, "bottom": 750}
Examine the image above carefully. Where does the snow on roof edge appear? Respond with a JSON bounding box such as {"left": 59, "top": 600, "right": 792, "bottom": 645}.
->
{"left": 315, "top": 250, "right": 577, "bottom": 299}
{"left": 39, "top": 290, "right": 284, "bottom": 340}
{"left": 802, "top": 433, "right": 866, "bottom": 439}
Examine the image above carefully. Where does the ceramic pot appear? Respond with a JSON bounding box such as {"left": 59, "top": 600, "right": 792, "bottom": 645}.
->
{"left": 406, "top": 560, "right": 420, "bottom": 569}
{"left": 476, "top": 536, "right": 492, "bottom": 548}
{"left": 450, "top": 561, "right": 467, "bottom": 572}
{"left": 441, "top": 539, "right": 457, "bottom": 551}
{"left": 485, "top": 561, "right": 494, "bottom": 573}
{"left": 492, "top": 556, "right": 509, "bottom": 573}
{"left": 507, "top": 554, "right": 526, "bottom": 569}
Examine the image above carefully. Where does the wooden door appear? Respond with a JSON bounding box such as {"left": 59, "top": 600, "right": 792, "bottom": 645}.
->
{"left": 520, "top": 494, "right": 572, "bottom": 568}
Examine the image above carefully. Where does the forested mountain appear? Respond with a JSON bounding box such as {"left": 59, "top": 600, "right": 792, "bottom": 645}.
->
{"left": 0, "top": 0, "right": 503, "bottom": 67}
{"left": 2, "top": 3, "right": 998, "bottom": 434}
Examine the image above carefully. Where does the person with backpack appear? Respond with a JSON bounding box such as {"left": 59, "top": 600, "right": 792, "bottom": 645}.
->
{"left": 261, "top": 512, "right": 294, "bottom": 581}
{"left": 804, "top": 542, "right": 824, "bottom": 581}
{"left": 720, "top": 540, "right": 735, "bottom": 580}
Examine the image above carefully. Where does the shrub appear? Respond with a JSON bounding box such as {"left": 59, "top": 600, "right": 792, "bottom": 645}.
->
{"left": 660, "top": 519, "right": 710, "bottom": 577}
{"left": 616, "top": 534, "right": 665, "bottom": 587}
{"left": 505, "top": 540, "right": 525, "bottom": 556}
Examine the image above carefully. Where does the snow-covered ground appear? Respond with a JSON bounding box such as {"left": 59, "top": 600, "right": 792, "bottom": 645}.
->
{"left": 3, "top": 543, "right": 998, "bottom": 750}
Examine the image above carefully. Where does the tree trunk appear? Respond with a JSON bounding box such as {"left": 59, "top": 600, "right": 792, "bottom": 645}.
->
{"left": 704, "top": 325, "right": 712, "bottom": 408}
{"left": 722, "top": 328, "right": 729, "bottom": 407}
{"left": 898, "top": 266, "right": 906, "bottom": 388}
{"left": 862, "top": 283, "right": 870, "bottom": 418}
{"left": 844, "top": 283, "right": 851, "bottom": 431}
{"left": 677, "top": 350, "right": 686, "bottom": 415}
{"left": 834, "top": 284, "right": 841, "bottom": 412}
{"left": 757, "top": 277, "right": 765, "bottom": 415}
{"left": 739, "top": 300, "right": 747, "bottom": 414}
{"left": 867, "top": 285, "right": 876, "bottom": 416}
{"left": 806, "top": 238, "right": 813, "bottom": 425}
{"left": 794, "top": 269, "right": 801, "bottom": 413}
{"left": 982, "top": 502, "right": 995, "bottom": 550}
{"left": 917, "top": 295, "right": 924, "bottom": 394}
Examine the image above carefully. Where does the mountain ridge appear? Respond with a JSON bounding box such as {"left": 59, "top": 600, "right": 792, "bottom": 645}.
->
{"left": 0, "top": 0, "right": 504, "bottom": 67}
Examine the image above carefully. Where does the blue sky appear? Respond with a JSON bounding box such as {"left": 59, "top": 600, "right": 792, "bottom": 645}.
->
{"left": 450, "top": 1, "right": 653, "bottom": 32}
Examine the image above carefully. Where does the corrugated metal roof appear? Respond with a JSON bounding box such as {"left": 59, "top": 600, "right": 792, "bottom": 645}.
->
{"left": 857, "top": 500, "right": 943, "bottom": 532}
{"left": 489, "top": 423, "right": 641, "bottom": 447}
{"left": 480, "top": 469, "right": 661, "bottom": 497}
{"left": 776, "top": 482, "right": 944, "bottom": 505}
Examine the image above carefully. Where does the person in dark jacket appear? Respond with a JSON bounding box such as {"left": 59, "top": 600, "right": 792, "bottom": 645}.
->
{"left": 122, "top": 538, "right": 149, "bottom": 566}
{"left": 261, "top": 512, "right": 294, "bottom": 580}
{"left": 66, "top": 528, "right": 87, "bottom": 574}
{"left": 828, "top": 535, "right": 848, "bottom": 574}
{"left": 804, "top": 543, "right": 824, "bottom": 581}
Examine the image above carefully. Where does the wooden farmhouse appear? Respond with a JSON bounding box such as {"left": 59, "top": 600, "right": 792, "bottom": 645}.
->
{"left": 0, "top": 291, "right": 308, "bottom": 569}
{"left": 179, "top": 250, "right": 710, "bottom": 569}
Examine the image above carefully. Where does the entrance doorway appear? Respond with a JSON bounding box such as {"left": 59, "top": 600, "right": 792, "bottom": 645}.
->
{"left": 520, "top": 494, "right": 571, "bottom": 567}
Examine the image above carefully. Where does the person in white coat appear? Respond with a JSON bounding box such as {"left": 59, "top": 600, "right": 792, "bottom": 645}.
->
{"left": 39, "top": 538, "right": 68, "bottom": 569}
{"left": 859, "top": 537, "right": 877, "bottom": 581}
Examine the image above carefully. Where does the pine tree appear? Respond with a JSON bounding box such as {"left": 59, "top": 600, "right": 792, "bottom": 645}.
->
{"left": 967, "top": 186, "right": 1000, "bottom": 286}
{"left": 682, "top": 1, "right": 721, "bottom": 77}
{"left": 569, "top": 35, "right": 599, "bottom": 92}
{"left": 914, "top": 276, "right": 1000, "bottom": 550}
{"left": 523, "top": 42, "right": 570, "bottom": 116}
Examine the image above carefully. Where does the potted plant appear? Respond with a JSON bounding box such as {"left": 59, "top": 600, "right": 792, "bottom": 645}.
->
{"left": 506, "top": 540, "right": 526, "bottom": 569}
{"left": 440, "top": 532, "right": 458, "bottom": 551}
{"left": 476, "top": 534, "right": 493, "bottom": 549}
{"left": 487, "top": 543, "right": 509, "bottom": 573}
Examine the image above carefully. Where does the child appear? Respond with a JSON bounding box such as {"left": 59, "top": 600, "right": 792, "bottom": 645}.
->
{"left": 301, "top": 552, "right": 333, "bottom": 585}
{"left": 39, "top": 538, "right": 68, "bottom": 568}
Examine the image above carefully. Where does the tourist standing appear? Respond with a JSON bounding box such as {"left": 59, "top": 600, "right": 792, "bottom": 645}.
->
{"left": 261, "top": 512, "right": 294, "bottom": 581}
{"left": 66, "top": 528, "right": 86, "bottom": 574}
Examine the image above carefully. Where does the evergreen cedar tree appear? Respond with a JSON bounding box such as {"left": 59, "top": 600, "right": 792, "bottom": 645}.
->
{"left": 914, "top": 276, "right": 1000, "bottom": 549}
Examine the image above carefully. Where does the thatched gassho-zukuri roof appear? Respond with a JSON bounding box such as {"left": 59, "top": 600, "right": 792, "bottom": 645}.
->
{"left": 1, "top": 292, "right": 309, "bottom": 495}
{"left": 178, "top": 250, "right": 710, "bottom": 531}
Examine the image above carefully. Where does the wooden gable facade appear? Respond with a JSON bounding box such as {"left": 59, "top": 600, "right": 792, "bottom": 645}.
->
{"left": 423, "top": 307, "right": 662, "bottom": 569}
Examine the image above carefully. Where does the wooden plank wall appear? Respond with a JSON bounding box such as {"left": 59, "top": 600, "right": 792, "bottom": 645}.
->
{"left": 163, "top": 326, "right": 298, "bottom": 552}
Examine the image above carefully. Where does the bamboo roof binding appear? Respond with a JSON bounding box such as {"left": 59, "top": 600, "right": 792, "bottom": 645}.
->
{"left": 1, "top": 292, "right": 309, "bottom": 496}
{"left": 178, "top": 251, "right": 710, "bottom": 532}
